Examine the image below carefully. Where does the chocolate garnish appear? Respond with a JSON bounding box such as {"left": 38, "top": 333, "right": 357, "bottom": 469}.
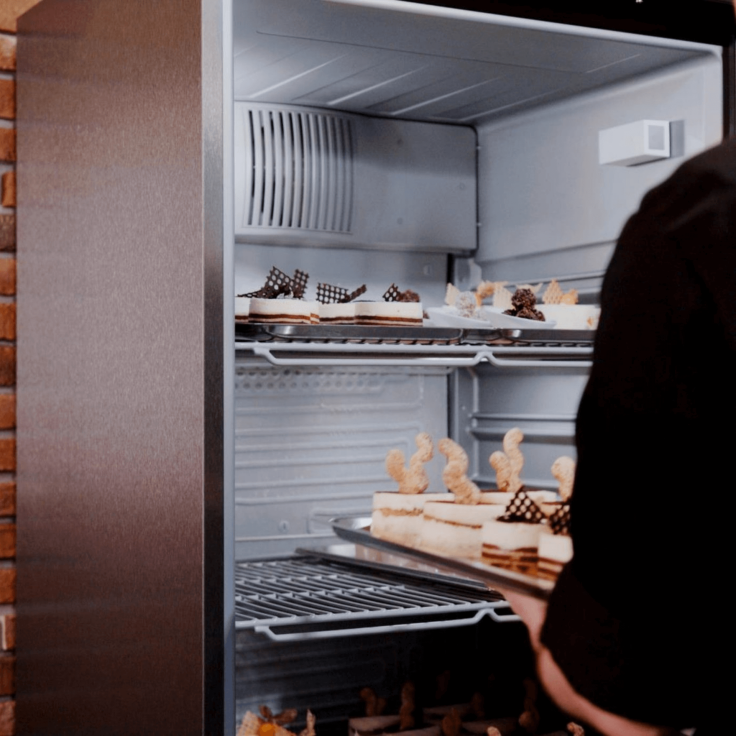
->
{"left": 503, "top": 288, "right": 546, "bottom": 321}
{"left": 548, "top": 503, "right": 571, "bottom": 535}
{"left": 383, "top": 283, "right": 421, "bottom": 303}
{"left": 316, "top": 282, "right": 367, "bottom": 304}
{"left": 383, "top": 283, "right": 401, "bottom": 302}
{"left": 499, "top": 488, "right": 546, "bottom": 524}
{"left": 243, "top": 267, "right": 309, "bottom": 299}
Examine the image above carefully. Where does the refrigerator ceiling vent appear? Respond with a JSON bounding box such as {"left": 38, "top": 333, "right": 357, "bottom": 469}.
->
{"left": 240, "top": 106, "right": 353, "bottom": 232}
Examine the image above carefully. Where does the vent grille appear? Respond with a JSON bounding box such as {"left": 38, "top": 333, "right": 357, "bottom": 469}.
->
{"left": 242, "top": 107, "right": 353, "bottom": 232}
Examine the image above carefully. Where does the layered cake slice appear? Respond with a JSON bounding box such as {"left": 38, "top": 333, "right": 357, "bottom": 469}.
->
{"left": 235, "top": 296, "right": 251, "bottom": 323}
{"left": 249, "top": 297, "right": 319, "bottom": 324}
{"left": 481, "top": 490, "right": 547, "bottom": 574}
{"left": 537, "top": 456, "right": 575, "bottom": 581}
{"left": 372, "top": 433, "right": 446, "bottom": 547}
{"left": 354, "top": 284, "right": 423, "bottom": 327}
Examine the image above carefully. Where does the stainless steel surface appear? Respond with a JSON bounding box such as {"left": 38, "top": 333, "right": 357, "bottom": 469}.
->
{"left": 239, "top": 341, "right": 594, "bottom": 368}
{"left": 234, "top": 552, "right": 514, "bottom": 639}
{"left": 234, "top": 0, "right": 718, "bottom": 126}
{"left": 332, "top": 518, "right": 554, "bottom": 601}
{"left": 16, "top": 0, "right": 224, "bottom": 732}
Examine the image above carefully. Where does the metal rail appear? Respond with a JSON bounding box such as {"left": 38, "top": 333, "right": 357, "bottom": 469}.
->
{"left": 235, "top": 555, "right": 518, "bottom": 639}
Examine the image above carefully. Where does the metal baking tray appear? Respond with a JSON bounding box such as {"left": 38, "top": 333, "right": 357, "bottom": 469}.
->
{"left": 332, "top": 516, "right": 553, "bottom": 601}
{"left": 236, "top": 322, "right": 468, "bottom": 343}
{"left": 236, "top": 322, "right": 595, "bottom": 347}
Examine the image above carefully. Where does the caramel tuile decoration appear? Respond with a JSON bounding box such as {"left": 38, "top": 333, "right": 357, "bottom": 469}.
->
{"left": 496, "top": 428, "right": 524, "bottom": 493}
{"left": 360, "top": 687, "right": 386, "bottom": 717}
{"left": 515, "top": 282, "right": 542, "bottom": 295}
{"left": 475, "top": 281, "right": 496, "bottom": 307}
{"left": 299, "top": 711, "right": 316, "bottom": 736}
{"left": 542, "top": 279, "right": 563, "bottom": 305}
{"left": 386, "top": 433, "right": 433, "bottom": 494}
{"left": 445, "top": 283, "right": 461, "bottom": 307}
{"left": 441, "top": 709, "right": 462, "bottom": 736}
{"left": 237, "top": 712, "right": 263, "bottom": 736}
{"left": 560, "top": 289, "right": 578, "bottom": 304}
{"left": 567, "top": 723, "right": 585, "bottom": 736}
{"left": 399, "top": 682, "right": 415, "bottom": 731}
{"left": 518, "top": 679, "right": 540, "bottom": 734}
{"left": 489, "top": 451, "right": 513, "bottom": 492}
{"left": 492, "top": 282, "right": 513, "bottom": 310}
{"left": 438, "top": 438, "right": 481, "bottom": 504}
{"left": 551, "top": 456, "right": 576, "bottom": 501}
{"left": 486, "top": 730, "right": 502, "bottom": 736}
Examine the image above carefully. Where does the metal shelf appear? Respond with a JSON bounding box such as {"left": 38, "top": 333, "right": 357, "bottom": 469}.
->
{"left": 235, "top": 323, "right": 595, "bottom": 368}
{"left": 235, "top": 551, "right": 518, "bottom": 640}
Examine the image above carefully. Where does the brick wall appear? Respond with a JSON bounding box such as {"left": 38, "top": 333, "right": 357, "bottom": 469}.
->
{"left": 0, "top": 2, "right": 43, "bottom": 732}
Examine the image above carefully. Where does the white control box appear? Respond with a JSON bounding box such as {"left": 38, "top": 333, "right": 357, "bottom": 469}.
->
{"left": 599, "top": 120, "right": 671, "bottom": 166}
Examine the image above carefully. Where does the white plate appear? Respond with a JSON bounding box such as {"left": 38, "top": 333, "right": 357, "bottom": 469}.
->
{"left": 426, "top": 306, "right": 556, "bottom": 329}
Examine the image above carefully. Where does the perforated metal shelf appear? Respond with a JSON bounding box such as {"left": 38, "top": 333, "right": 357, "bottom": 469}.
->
{"left": 235, "top": 324, "right": 594, "bottom": 368}
{"left": 235, "top": 551, "right": 518, "bottom": 640}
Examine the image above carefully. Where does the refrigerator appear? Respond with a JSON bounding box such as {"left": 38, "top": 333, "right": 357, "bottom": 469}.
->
{"left": 14, "top": 0, "right": 735, "bottom": 734}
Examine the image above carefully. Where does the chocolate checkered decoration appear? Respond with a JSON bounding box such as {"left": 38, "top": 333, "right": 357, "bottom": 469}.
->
{"left": 383, "top": 283, "right": 401, "bottom": 302}
{"left": 316, "top": 283, "right": 367, "bottom": 304}
{"left": 548, "top": 503, "right": 571, "bottom": 535}
{"left": 499, "top": 489, "right": 546, "bottom": 524}
{"left": 290, "top": 269, "right": 308, "bottom": 299}
{"left": 242, "top": 267, "right": 309, "bottom": 299}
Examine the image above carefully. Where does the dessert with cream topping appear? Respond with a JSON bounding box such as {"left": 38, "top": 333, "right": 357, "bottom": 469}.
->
{"left": 372, "top": 433, "right": 446, "bottom": 547}
{"left": 355, "top": 284, "right": 423, "bottom": 327}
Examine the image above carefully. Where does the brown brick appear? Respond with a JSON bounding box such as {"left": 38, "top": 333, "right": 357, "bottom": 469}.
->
{"left": 0, "top": 172, "right": 14, "bottom": 209}
{"left": 0, "top": 261, "right": 13, "bottom": 297}
{"left": 0, "top": 397, "right": 13, "bottom": 431}
{"left": 0, "top": 305, "right": 13, "bottom": 341}
{"left": 0, "top": 441, "right": 13, "bottom": 473}
{"left": 0, "top": 0, "right": 43, "bottom": 33}
{"left": 0, "top": 699, "right": 13, "bottom": 736}
{"left": 0, "top": 613, "right": 14, "bottom": 651}
{"left": 0, "top": 81, "right": 13, "bottom": 122}
{"left": 0, "top": 130, "right": 13, "bottom": 164}
{"left": 0, "top": 348, "right": 14, "bottom": 386}
{"left": 0, "top": 655, "right": 14, "bottom": 696}
{"left": 0, "top": 569, "right": 14, "bottom": 604}
{"left": 0, "top": 526, "right": 14, "bottom": 560}
{"left": 0, "top": 35, "right": 15, "bottom": 72}
{"left": 0, "top": 216, "right": 12, "bottom": 253}
{"left": 0, "top": 483, "right": 14, "bottom": 517}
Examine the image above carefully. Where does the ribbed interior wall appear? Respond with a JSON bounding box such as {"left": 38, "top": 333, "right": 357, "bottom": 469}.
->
{"left": 233, "top": 358, "right": 449, "bottom": 559}
{"left": 243, "top": 107, "right": 353, "bottom": 232}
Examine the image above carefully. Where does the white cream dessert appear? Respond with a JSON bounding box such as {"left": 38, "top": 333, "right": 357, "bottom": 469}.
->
{"left": 481, "top": 516, "right": 545, "bottom": 574}
{"left": 421, "top": 499, "right": 505, "bottom": 558}
{"left": 372, "top": 491, "right": 448, "bottom": 547}
{"left": 235, "top": 296, "right": 251, "bottom": 323}
{"left": 372, "top": 433, "right": 437, "bottom": 547}
{"left": 354, "top": 301, "right": 423, "bottom": 326}
{"left": 249, "top": 298, "right": 319, "bottom": 324}
{"left": 537, "top": 529, "right": 573, "bottom": 581}
{"left": 319, "top": 302, "right": 356, "bottom": 324}
{"left": 538, "top": 305, "right": 600, "bottom": 330}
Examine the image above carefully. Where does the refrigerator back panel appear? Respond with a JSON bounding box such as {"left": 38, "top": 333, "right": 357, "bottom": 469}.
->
{"left": 234, "top": 359, "right": 450, "bottom": 559}
{"left": 234, "top": 103, "right": 477, "bottom": 252}
{"left": 474, "top": 55, "right": 722, "bottom": 290}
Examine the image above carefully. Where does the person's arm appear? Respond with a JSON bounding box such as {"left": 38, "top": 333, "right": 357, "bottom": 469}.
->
{"left": 499, "top": 589, "right": 682, "bottom": 736}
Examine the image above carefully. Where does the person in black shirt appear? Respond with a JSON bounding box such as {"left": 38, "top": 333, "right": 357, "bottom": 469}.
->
{"left": 502, "top": 111, "right": 736, "bottom": 736}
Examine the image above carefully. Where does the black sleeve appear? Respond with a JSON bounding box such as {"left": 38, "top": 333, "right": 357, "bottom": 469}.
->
{"left": 539, "top": 141, "right": 736, "bottom": 729}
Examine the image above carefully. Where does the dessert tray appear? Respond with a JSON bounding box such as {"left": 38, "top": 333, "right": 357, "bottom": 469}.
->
{"left": 426, "top": 306, "right": 557, "bottom": 330}
{"left": 332, "top": 516, "right": 554, "bottom": 601}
